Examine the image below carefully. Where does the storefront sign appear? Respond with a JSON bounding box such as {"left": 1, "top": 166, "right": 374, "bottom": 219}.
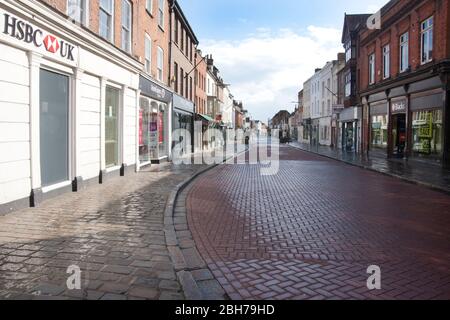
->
{"left": 0, "top": 9, "right": 78, "bottom": 66}
{"left": 173, "top": 94, "right": 194, "bottom": 114}
{"left": 391, "top": 100, "right": 407, "bottom": 114}
{"left": 139, "top": 76, "right": 172, "bottom": 104}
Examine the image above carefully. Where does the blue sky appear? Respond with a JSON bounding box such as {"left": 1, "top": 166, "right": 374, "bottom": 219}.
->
{"left": 178, "top": 0, "right": 389, "bottom": 122}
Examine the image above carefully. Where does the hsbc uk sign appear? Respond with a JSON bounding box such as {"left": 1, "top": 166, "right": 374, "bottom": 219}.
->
{"left": 0, "top": 9, "right": 78, "bottom": 66}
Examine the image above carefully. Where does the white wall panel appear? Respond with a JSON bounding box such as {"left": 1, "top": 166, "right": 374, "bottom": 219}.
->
{"left": 0, "top": 45, "right": 31, "bottom": 205}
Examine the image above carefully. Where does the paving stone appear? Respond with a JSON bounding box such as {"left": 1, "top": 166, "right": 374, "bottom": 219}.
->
{"left": 185, "top": 144, "right": 450, "bottom": 300}
{"left": 128, "top": 286, "right": 159, "bottom": 300}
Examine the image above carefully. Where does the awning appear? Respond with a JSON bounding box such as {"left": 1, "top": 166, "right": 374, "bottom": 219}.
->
{"left": 197, "top": 114, "right": 215, "bottom": 123}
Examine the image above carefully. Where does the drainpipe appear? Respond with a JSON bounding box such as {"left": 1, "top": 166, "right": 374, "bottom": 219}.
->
{"left": 168, "top": 0, "right": 175, "bottom": 88}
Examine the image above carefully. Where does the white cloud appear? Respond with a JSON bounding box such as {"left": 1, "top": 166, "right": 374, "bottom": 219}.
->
{"left": 200, "top": 26, "right": 343, "bottom": 122}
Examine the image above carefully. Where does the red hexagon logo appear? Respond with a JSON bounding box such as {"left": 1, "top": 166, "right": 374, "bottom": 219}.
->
{"left": 43, "top": 35, "right": 60, "bottom": 54}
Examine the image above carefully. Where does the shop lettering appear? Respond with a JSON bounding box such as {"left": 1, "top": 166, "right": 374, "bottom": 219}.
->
{"left": 392, "top": 101, "right": 406, "bottom": 113}
{"left": 3, "top": 13, "right": 75, "bottom": 61}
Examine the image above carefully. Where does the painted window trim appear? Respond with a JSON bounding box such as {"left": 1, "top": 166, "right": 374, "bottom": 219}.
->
{"left": 121, "top": 0, "right": 132, "bottom": 54}
{"left": 67, "top": 0, "right": 90, "bottom": 27}
{"left": 99, "top": 0, "right": 115, "bottom": 43}
{"left": 420, "top": 16, "right": 434, "bottom": 65}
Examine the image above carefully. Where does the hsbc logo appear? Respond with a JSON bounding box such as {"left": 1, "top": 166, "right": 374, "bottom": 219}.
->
{"left": 1, "top": 12, "right": 77, "bottom": 63}
{"left": 43, "top": 35, "right": 60, "bottom": 53}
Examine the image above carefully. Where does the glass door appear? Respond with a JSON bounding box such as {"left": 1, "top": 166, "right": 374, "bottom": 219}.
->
{"left": 105, "top": 86, "right": 120, "bottom": 168}
{"left": 392, "top": 114, "right": 406, "bottom": 157}
{"left": 39, "top": 69, "right": 69, "bottom": 187}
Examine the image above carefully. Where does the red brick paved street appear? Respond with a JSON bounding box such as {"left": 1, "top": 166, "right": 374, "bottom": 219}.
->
{"left": 186, "top": 145, "right": 450, "bottom": 300}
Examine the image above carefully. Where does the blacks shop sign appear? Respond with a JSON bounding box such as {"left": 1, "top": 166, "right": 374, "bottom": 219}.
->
{"left": 0, "top": 9, "right": 79, "bottom": 66}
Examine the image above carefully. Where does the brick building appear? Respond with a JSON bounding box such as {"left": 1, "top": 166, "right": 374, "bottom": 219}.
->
{"left": 339, "top": 14, "right": 371, "bottom": 151}
{"left": 359, "top": 0, "right": 450, "bottom": 167}
{"left": 168, "top": 0, "right": 198, "bottom": 155}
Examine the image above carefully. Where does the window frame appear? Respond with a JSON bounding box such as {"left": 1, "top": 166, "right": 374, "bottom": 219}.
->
{"left": 67, "top": 0, "right": 90, "bottom": 26}
{"left": 144, "top": 33, "right": 152, "bottom": 74}
{"left": 146, "top": 0, "right": 153, "bottom": 15}
{"left": 382, "top": 44, "right": 390, "bottom": 79}
{"left": 158, "top": 0, "right": 165, "bottom": 29}
{"left": 121, "top": 0, "right": 132, "bottom": 53}
{"left": 345, "top": 72, "right": 352, "bottom": 97}
{"left": 399, "top": 32, "right": 409, "bottom": 73}
{"left": 157, "top": 46, "right": 164, "bottom": 82}
{"left": 421, "top": 16, "right": 433, "bottom": 64}
{"left": 345, "top": 41, "right": 352, "bottom": 62}
{"left": 369, "top": 53, "right": 375, "bottom": 85}
{"left": 99, "top": 0, "right": 114, "bottom": 42}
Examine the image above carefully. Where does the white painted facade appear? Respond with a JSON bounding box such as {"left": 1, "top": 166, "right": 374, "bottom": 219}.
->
{"left": 0, "top": 0, "right": 142, "bottom": 209}
{"left": 310, "top": 61, "right": 337, "bottom": 147}
{"left": 222, "top": 86, "right": 233, "bottom": 128}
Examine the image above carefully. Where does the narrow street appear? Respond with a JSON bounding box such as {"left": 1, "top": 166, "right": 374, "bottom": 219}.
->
{"left": 185, "top": 144, "right": 450, "bottom": 300}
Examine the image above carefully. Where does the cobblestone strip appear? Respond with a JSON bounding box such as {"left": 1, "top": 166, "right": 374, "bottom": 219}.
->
{"left": 165, "top": 148, "right": 249, "bottom": 300}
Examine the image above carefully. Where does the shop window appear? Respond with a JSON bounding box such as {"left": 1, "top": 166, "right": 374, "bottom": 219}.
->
{"left": 412, "top": 110, "right": 443, "bottom": 157}
{"left": 121, "top": 0, "right": 132, "bottom": 53}
{"left": 40, "top": 69, "right": 70, "bottom": 187}
{"left": 67, "top": 0, "right": 89, "bottom": 26}
{"left": 99, "top": 0, "right": 114, "bottom": 42}
{"left": 371, "top": 115, "right": 388, "bottom": 148}
{"left": 105, "top": 86, "right": 120, "bottom": 168}
{"left": 421, "top": 17, "right": 433, "bottom": 64}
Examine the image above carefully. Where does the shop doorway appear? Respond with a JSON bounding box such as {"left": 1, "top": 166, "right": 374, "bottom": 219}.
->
{"left": 39, "top": 69, "right": 69, "bottom": 187}
{"left": 391, "top": 114, "right": 406, "bottom": 157}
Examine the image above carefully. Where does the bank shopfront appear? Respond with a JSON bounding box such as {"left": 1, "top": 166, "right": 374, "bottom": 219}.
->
{"left": 0, "top": 1, "right": 141, "bottom": 213}
{"left": 138, "top": 76, "right": 173, "bottom": 165}
{"left": 363, "top": 75, "right": 448, "bottom": 166}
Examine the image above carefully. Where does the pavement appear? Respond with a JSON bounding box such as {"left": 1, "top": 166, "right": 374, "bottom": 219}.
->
{"left": 185, "top": 144, "right": 450, "bottom": 300}
{"left": 0, "top": 163, "right": 209, "bottom": 300}
{"left": 1, "top": 142, "right": 450, "bottom": 300}
{"left": 291, "top": 142, "right": 450, "bottom": 194}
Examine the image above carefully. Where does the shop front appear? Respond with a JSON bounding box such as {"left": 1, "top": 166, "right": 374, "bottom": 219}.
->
{"left": 409, "top": 90, "right": 444, "bottom": 163}
{"left": 339, "top": 107, "right": 361, "bottom": 151}
{"left": 369, "top": 101, "right": 389, "bottom": 152}
{"left": 390, "top": 98, "right": 408, "bottom": 158}
{"left": 311, "top": 119, "right": 319, "bottom": 147}
{"left": 172, "top": 94, "right": 194, "bottom": 156}
{"left": 0, "top": 1, "right": 140, "bottom": 213}
{"left": 139, "top": 75, "right": 173, "bottom": 165}
{"left": 363, "top": 75, "right": 448, "bottom": 166}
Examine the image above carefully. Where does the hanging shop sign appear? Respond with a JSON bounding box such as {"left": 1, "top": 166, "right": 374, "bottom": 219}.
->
{"left": 0, "top": 9, "right": 79, "bottom": 66}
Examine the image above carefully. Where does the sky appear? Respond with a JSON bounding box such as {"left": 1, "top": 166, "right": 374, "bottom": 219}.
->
{"left": 178, "top": 0, "right": 389, "bottom": 123}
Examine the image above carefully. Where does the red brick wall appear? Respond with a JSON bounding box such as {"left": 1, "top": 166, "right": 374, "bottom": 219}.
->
{"left": 39, "top": 0, "right": 172, "bottom": 85}
{"left": 195, "top": 51, "right": 207, "bottom": 115}
{"left": 359, "top": 0, "right": 450, "bottom": 91}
